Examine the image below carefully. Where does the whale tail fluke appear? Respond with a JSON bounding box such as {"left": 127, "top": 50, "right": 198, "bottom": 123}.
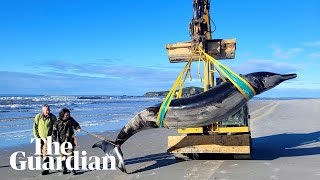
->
{"left": 92, "top": 140, "right": 127, "bottom": 173}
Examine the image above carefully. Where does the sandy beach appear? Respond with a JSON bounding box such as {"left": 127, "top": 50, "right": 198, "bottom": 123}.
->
{"left": 1, "top": 99, "right": 320, "bottom": 180}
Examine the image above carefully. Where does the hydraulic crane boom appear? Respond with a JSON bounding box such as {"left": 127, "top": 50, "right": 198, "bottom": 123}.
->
{"left": 189, "top": 0, "right": 212, "bottom": 49}
{"left": 189, "top": 0, "right": 214, "bottom": 91}
{"left": 166, "top": 0, "right": 236, "bottom": 64}
{"left": 189, "top": 0, "right": 214, "bottom": 90}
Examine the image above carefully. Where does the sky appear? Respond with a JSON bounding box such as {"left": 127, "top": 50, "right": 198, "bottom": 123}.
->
{"left": 0, "top": 0, "right": 320, "bottom": 97}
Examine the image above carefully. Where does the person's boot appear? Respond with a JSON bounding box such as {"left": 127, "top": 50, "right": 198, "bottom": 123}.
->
{"left": 41, "top": 158, "right": 49, "bottom": 175}
{"left": 63, "top": 167, "right": 68, "bottom": 174}
{"left": 72, "top": 169, "right": 77, "bottom": 175}
{"left": 41, "top": 170, "right": 49, "bottom": 175}
{"left": 62, "top": 161, "right": 68, "bottom": 174}
{"left": 71, "top": 159, "right": 77, "bottom": 175}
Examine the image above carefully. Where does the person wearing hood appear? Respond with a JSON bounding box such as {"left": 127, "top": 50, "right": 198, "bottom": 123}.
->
{"left": 52, "top": 108, "right": 81, "bottom": 175}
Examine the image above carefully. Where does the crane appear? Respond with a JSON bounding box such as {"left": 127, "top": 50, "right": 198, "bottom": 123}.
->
{"left": 166, "top": 0, "right": 251, "bottom": 160}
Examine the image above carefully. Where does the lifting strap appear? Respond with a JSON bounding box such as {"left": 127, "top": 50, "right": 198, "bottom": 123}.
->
{"left": 156, "top": 46, "right": 256, "bottom": 128}
{"left": 197, "top": 47, "right": 256, "bottom": 100}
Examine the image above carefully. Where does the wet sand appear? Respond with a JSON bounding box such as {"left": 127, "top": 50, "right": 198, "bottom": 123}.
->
{"left": 1, "top": 99, "right": 320, "bottom": 180}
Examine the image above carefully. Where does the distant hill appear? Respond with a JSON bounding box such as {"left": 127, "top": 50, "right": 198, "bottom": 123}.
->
{"left": 144, "top": 86, "right": 204, "bottom": 97}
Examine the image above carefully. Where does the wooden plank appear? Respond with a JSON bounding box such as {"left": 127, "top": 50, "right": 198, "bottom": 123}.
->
{"left": 167, "top": 134, "right": 250, "bottom": 154}
{"left": 170, "top": 145, "right": 250, "bottom": 154}
{"left": 166, "top": 38, "right": 236, "bottom": 63}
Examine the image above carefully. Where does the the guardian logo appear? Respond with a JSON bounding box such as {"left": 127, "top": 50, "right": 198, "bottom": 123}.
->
{"left": 9, "top": 136, "right": 116, "bottom": 171}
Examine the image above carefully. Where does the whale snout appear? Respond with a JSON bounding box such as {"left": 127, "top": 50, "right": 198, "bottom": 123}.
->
{"left": 281, "top": 73, "right": 297, "bottom": 81}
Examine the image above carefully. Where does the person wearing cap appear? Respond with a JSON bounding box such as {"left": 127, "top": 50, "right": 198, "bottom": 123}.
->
{"left": 52, "top": 108, "right": 81, "bottom": 175}
{"left": 33, "top": 104, "right": 57, "bottom": 175}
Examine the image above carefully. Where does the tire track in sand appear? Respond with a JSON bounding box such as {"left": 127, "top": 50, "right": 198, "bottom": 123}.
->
{"left": 250, "top": 101, "right": 279, "bottom": 120}
{"left": 185, "top": 160, "right": 224, "bottom": 180}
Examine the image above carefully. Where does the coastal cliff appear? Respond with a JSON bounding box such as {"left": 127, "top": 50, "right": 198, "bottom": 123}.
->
{"left": 144, "top": 86, "right": 203, "bottom": 97}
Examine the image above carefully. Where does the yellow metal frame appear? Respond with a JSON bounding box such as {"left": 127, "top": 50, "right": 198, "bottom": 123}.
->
{"left": 209, "top": 123, "right": 250, "bottom": 133}
{"left": 178, "top": 127, "right": 203, "bottom": 134}
{"left": 177, "top": 126, "right": 249, "bottom": 134}
{"left": 214, "top": 127, "right": 249, "bottom": 133}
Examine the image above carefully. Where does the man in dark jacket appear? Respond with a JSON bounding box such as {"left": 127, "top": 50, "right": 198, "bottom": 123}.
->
{"left": 52, "top": 108, "right": 81, "bottom": 175}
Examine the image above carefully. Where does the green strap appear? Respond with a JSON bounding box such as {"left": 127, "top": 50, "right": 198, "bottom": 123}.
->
{"left": 199, "top": 47, "right": 256, "bottom": 100}
{"left": 219, "top": 65, "right": 255, "bottom": 100}
{"left": 158, "top": 91, "right": 174, "bottom": 127}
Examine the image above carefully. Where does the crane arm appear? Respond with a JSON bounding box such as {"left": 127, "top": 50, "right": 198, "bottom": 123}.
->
{"left": 189, "top": 0, "right": 212, "bottom": 48}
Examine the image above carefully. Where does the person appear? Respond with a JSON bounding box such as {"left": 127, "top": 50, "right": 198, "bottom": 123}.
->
{"left": 33, "top": 104, "right": 57, "bottom": 175}
{"left": 52, "top": 108, "right": 81, "bottom": 175}
{"left": 190, "top": 87, "right": 196, "bottom": 96}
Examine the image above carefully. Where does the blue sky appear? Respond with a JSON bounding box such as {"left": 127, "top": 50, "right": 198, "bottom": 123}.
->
{"left": 0, "top": 0, "right": 319, "bottom": 97}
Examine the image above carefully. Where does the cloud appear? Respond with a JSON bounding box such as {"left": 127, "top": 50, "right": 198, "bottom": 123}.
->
{"left": 0, "top": 60, "right": 318, "bottom": 97}
{"left": 0, "top": 59, "right": 312, "bottom": 96}
{"left": 45, "top": 61, "right": 83, "bottom": 71}
{"left": 302, "top": 41, "right": 320, "bottom": 47}
{"left": 225, "top": 59, "right": 299, "bottom": 74}
{"left": 256, "top": 88, "right": 320, "bottom": 98}
{"left": 1, "top": 59, "right": 196, "bottom": 95}
{"left": 308, "top": 52, "right": 320, "bottom": 58}
{"left": 96, "top": 58, "right": 122, "bottom": 64}
{"left": 0, "top": 61, "right": 182, "bottom": 95}
{"left": 42, "top": 60, "right": 181, "bottom": 81}
{"left": 271, "top": 46, "right": 303, "bottom": 59}
{"left": 281, "top": 78, "right": 320, "bottom": 89}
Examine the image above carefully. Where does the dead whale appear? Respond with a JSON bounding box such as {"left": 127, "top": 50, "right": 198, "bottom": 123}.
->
{"left": 93, "top": 72, "right": 297, "bottom": 172}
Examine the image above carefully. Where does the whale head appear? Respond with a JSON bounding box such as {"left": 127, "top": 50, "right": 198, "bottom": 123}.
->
{"left": 244, "top": 72, "right": 297, "bottom": 95}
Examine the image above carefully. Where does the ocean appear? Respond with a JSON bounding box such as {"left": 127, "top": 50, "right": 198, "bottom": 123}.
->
{"left": 0, "top": 95, "right": 163, "bottom": 149}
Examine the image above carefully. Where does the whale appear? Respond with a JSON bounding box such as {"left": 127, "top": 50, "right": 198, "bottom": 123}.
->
{"left": 92, "top": 72, "right": 297, "bottom": 173}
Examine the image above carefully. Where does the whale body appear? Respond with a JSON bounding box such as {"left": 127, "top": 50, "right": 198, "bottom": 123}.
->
{"left": 93, "top": 71, "right": 297, "bottom": 173}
